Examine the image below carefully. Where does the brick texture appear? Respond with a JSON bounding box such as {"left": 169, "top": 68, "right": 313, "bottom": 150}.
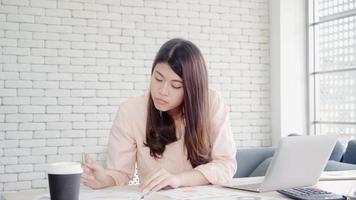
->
{"left": 0, "top": 0, "right": 270, "bottom": 191}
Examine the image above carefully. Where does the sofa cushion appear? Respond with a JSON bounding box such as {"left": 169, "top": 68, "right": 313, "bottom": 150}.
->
{"left": 342, "top": 139, "right": 356, "bottom": 164}
{"left": 329, "top": 140, "right": 344, "bottom": 161}
{"left": 235, "top": 147, "right": 275, "bottom": 178}
{"left": 325, "top": 160, "right": 356, "bottom": 171}
{"left": 248, "top": 157, "right": 273, "bottom": 177}
{"left": 248, "top": 158, "right": 356, "bottom": 177}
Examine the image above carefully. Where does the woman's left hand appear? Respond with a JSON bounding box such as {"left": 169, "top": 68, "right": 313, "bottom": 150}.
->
{"left": 139, "top": 169, "right": 181, "bottom": 192}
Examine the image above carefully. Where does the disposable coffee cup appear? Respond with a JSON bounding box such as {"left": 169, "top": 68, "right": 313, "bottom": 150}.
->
{"left": 47, "top": 162, "right": 83, "bottom": 200}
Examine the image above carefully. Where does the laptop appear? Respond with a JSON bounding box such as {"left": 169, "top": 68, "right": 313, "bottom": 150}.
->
{"left": 224, "top": 135, "right": 337, "bottom": 192}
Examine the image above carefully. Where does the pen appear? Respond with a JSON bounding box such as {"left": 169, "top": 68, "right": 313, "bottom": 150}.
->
{"left": 139, "top": 191, "right": 152, "bottom": 200}
{"left": 82, "top": 154, "right": 86, "bottom": 167}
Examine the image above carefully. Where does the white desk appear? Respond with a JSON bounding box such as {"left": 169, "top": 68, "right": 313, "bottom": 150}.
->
{"left": 2, "top": 179, "right": 356, "bottom": 200}
{"left": 1, "top": 187, "right": 284, "bottom": 200}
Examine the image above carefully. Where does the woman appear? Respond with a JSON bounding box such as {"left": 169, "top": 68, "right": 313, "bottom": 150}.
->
{"left": 81, "top": 38, "right": 237, "bottom": 193}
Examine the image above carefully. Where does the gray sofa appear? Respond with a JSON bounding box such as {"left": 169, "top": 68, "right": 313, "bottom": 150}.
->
{"left": 234, "top": 139, "right": 356, "bottom": 178}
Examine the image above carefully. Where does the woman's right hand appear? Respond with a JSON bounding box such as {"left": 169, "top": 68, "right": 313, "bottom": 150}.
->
{"left": 81, "top": 154, "right": 116, "bottom": 189}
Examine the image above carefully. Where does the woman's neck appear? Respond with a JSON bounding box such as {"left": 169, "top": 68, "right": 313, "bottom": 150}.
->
{"left": 168, "top": 106, "right": 183, "bottom": 121}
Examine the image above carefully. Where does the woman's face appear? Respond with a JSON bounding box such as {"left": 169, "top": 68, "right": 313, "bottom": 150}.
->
{"left": 150, "top": 62, "right": 184, "bottom": 114}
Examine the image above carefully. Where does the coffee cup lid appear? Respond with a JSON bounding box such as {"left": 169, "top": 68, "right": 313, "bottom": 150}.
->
{"left": 47, "top": 162, "right": 83, "bottom": 175}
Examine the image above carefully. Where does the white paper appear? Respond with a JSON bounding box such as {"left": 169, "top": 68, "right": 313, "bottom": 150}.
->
{"left": 33, "top": 185, "right": 278, "bottom": 200}
{"left": 34, "top": 186, "right": 144, "bottom": 200}
{"left": 157, "top": 185, "right": 276, "bottom": 200}
{"left": 320, "top": 170, "right": 356, "bottom": 181}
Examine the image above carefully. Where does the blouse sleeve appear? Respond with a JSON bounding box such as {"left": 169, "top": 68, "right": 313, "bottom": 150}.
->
{"left": 194, "top": 91, "right": 237, "bottom": 185}
{"left": 105, "top": 103, "right": 137, "bottom": 186}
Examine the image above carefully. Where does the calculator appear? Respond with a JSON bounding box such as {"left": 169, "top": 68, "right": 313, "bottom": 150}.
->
{"left": 276, "top": 187, "right": 346, "bottom": 200}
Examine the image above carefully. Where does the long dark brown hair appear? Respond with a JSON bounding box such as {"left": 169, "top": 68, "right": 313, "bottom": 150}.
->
{"left": 145, "top": 38, "right": 211, "bottom": 167}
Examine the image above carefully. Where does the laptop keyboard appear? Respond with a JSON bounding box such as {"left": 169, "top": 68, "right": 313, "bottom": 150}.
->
{"left": 277, "top": 187, "right": 346, "bottom": 200}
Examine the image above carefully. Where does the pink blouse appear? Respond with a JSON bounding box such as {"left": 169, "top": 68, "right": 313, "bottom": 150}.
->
{"left": 105, "top": 90, "right": 237, "bottom": 185}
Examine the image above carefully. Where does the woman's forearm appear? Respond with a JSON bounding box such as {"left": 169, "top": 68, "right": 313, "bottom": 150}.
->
{"left": 104, "top": 175, "right": 116, "bottom": 188}
{"left": 177, "top": 169, "right": 210, "bottom": 187}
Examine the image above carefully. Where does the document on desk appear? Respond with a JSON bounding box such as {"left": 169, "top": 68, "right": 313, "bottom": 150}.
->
{"left": 157, "top": 185, "right": 278, "bottom": 200}
{"left": 320, "top": 170, "right": 356, "bottom": 181}
{"left": 34, "top": 185, "right": 278, "bottom": 200}
{"left": 33, "top": 186, "right": 145, "bottom": 200}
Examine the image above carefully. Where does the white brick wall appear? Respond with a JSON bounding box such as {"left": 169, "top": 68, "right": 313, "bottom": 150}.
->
{"left": 0, "top": 0, "right": 270, "bottom": 192}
